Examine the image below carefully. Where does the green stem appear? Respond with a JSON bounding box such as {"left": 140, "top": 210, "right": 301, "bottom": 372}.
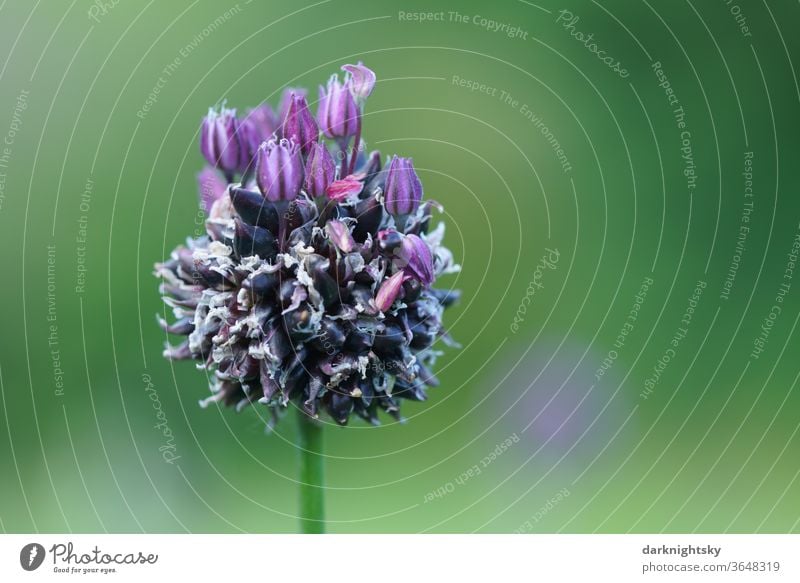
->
{"left": 297, "top": 409, "right": 325, "bottom": 534}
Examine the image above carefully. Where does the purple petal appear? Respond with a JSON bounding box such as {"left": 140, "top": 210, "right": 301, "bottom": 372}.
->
{"left": 326, "top": 220, "right": 356, "bottom": 253}
{"left": 342, "top": 63, "right": 376, "bottom": 101}
{"left": 375, "top": 270, "right": 408, "bottom": 312}
{"left": 326, "top": 175, "right": 363, "bottom": 201}
{"left": 399, "top": 234, "right": 434, "bottom": 286}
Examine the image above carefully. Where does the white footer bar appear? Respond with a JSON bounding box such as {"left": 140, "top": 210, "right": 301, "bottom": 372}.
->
{"left": 1, "top": 534, "right": 797, "bottom": 581}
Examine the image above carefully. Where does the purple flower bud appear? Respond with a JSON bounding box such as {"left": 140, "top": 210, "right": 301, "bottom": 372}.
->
{"left": 375, "top": 270, "right": 408, "bottom": 312}
{"left": 281, "top": 93, "right": 319, "bottom": 156}
{"left": 197, "top": 166, "right": 228, "bottom": 213}
{"left": 326, "top": 176, "right": 363, "bottom": 202}
{"left": 341, "top": 63, "right": 376, "bottom": 102}
{"left": 317, "top": 75, "right": 360, "bottom": 140}
{"left": 303, "top": 142, "right": 336, "bottom": 197}
{"left": 326, "top": 219, "right": 355, "bottom": 253}
{"left": 239, "top": 104, "right": 278, "bottom": 169}
{"left": 397, "top": 234, "right": 434, "bottom": 286}
{"left": 201, "top": 106, "right": 246, "bottom": 175}
{"left": 278, "top": 87, "right": 306, "bottom": 125}
{"left": 255, "top": 138, "right": 304, "bottom": 202}
{"left": 383, "top": 156, "right": 423, "bottom": 215}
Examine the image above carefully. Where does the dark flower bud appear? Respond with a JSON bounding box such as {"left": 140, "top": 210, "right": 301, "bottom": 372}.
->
{"left": 408, "top": 317, "right": 436, "bottom": 350}
{"left": 361, "top": 150, "right": 382, "bottom": 182}
{"left": 383, "top": 156, "right": 422, "bottom": 215}
{"left": 284, "top": 197, "right": 316, "bottom": 234}
{"left": 307, "top": 254, "right": 341, "bottom": 307}
{"left": 344, "top": 327, "right": 373, "bottom": 354}
{"left": 201, "top": 106, "right": 244, "bottom": 175}
{"left": 352, "top": 195, "right": 383, "bottom": 241}
{"left": 229, "top": 186, "right": 280, "bottom": 231}
{"left": 373, "top": 323, "right": 406, "bottom": 355}
{"left": 327, "top": 391, "right": 354, "bottom": 425}
{"left": 317, "top": 74, "right": 359, "bottom": 140}
{"left": 243, "top": 271, "right": 279, "bottom": 296}
{"left": 303, "top": 142, "right": 336, "bottom": 197}
{"left": 377, "top": 228, "right": 403, "bottom": 254}
{"left": 255, "top": 138, "right": 304, "bottom": 202}
{"left": 402, "top": 277, "right": 423, "bottom": 303}
{"left": 311, "top": 319, "right": 346, "bottom": 352}
{"left": 281, "top": 93, "right": 319, "bottom": 156}
{"left": 234, "top": 219, "right": 278, "bottom": 259}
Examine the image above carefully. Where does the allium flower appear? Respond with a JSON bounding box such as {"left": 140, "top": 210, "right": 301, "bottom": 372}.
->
{"left": 201, "top": 106, "right": 245, "bottom": 176}
{"left": 317, "top": 74, "right": 360, "bottom": 140}
{"left": 155, "top": 64, "right": 460, "bottom": 428}
{"left": 383, "top": 155, "right": 422, "bottom": 215}
{"left": 255, "top": 138, "right": 304, "bottom": 202}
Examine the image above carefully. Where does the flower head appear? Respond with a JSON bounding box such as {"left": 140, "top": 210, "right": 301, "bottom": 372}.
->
{"left": 156, "top": 64, "right": 459, "bottom": 427}
{"left": 255, "top": 138, "right": 304, "bottom": 202}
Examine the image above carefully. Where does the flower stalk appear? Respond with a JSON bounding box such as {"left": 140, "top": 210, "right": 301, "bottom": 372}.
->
{"left": 297, "top": 409, "right": 325, "bottom": 534}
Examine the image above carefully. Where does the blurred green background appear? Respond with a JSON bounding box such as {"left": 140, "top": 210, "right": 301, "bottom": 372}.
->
{"left": 1, "top": 0, "right": 799, "bottom": 533}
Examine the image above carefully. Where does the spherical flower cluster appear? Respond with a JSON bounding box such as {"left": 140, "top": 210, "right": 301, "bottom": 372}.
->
{"left": 155, "top": 64, "right": 460, "bottom": 427}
